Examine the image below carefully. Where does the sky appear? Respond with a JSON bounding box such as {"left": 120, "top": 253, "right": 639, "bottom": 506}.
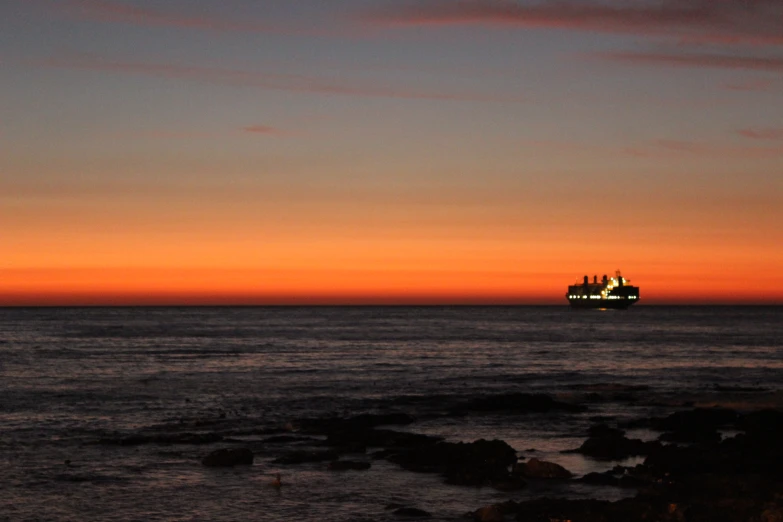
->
{"left": 1, "top": 0, "right": 782, "bottom": 305}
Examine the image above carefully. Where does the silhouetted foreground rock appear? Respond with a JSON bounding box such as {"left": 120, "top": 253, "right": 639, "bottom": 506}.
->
{"left": 201, "top": 448, "right": 253, "bottom": 467}
{"left": 737, "top": 408, "right": 783, "bottom": 441}
{"left": 388, "top": 438, "right": 523, "bottom": 489}
{"left": 474, "top": 407, "right": 783, "bottom": 522}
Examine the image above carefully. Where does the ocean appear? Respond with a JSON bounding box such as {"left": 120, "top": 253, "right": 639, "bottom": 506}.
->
{"left": 1, "top": 306, "right": 781, "bottom": 521}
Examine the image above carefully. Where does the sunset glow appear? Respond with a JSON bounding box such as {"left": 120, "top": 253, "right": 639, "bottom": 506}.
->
{"left": 2, "top": 0, "right": 782, "bottom": 305}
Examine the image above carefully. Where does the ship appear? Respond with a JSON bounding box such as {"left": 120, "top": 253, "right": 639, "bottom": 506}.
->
{"left": 566, "top": 270, "right": 639, "bottom": 309}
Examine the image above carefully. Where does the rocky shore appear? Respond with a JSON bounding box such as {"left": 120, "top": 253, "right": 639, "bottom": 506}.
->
{"left": 90, "top": 390, "right": 783, "bottom": 521}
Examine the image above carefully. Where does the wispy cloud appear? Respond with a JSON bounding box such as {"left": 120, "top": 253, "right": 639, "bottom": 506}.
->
{"left": 37, "top": 55, "right": 525, "bottom": 103}
{"left": 737, "top": 128, "right": 783, "bottom": 140}
{"left": 722, "top": 79, "right": 776, "bottom": 92}
{"left": 43, "top": 0, "right": 307, "bottom": 35}
{"left": 364, "top": 0, "right": 783, "bottom": 46}
{"left": 625, "top": 138, "right": 783, "bottom": 159}
{"left": 242, "top": 125, "right": 284, "bottom": 136}
{"left": 596, "top": 51, "right": 783, "bottom": 72}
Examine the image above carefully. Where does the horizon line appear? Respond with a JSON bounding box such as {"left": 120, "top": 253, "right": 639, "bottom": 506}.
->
{"left": 2, "top": 303, "right": 780, "bottom": 308}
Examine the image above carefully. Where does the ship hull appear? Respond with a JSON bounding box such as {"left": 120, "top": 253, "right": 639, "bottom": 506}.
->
{"left": 567, "top": 299, "right": 637, "bottom": 309}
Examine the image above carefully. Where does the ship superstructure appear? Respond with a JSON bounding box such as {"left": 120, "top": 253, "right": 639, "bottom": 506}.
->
{"left": 566, "top": 270, "right": 639, "bottom": 309}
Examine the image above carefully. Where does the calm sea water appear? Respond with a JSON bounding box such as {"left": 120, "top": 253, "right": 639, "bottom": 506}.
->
{"left": 1, "top": 306, "right": 781, "bottom": 521}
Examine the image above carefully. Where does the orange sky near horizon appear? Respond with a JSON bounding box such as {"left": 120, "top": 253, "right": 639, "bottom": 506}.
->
{"left": 3, "top": 230, "right": 782, "bottom": 305}
{"left": 3, "top": 265, "right": 781, "bottom": 306}
{"left": 3, "top": 172, "right": 782, "bottom": 305}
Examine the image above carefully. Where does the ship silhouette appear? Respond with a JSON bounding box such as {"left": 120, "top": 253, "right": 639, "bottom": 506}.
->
{"left": 566, "top": 270, "right": 639, "bottom": 309}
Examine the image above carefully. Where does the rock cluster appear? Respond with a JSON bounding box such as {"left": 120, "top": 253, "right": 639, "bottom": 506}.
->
{"left": 389, "top": 438, "right": 522, "bottom": 488}
{"left": 470, "top": 407, "right": 783, "bottom": 522}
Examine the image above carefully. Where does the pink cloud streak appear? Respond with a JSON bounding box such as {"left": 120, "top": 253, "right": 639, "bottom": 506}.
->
{"left": 597, "top": 51, "right": 783, "bottom": 72}
{"left": 737, "top": 128, "right": 783, "bottom": 140}
{"left": 365, "top": 0, "right": 783, "bottom": 46}
{"left": 242, "top": 125, "right": 284, "bottom": 136}
{"left": 626, "top": 139, "right": 783, "bottom": 159}
{"left": 722, "top": 79, "right": 776, "bottom": 92}
{"left": 37, "top": 55, "right": 525, "bottom": 103}
{"left": 44, "top": 0, "right": 308, "bottom": 35}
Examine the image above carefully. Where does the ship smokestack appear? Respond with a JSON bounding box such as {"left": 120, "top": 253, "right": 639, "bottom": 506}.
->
{"left": 593, "top": 275, "right": 598, "bottom": 284}
{"left": 583, "top": 275, "right": 588, "bottom": 285}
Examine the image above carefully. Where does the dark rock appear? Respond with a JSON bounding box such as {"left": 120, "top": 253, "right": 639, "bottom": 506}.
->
{"left": 569, "top": 432, "right": 659, "bottom": 461}
{"left": 393, "top": 507, "right": 431, "bottom": 518}
{"left": 273, "top": 450, "right": 338, "bottom": 465}
{"left": 327, "top": 460, "right": 371, "bottom": 471}
{"left": 738, "top": 409, "right": 783, "bottom": 441}
{"left": 486, "top": 407, "right": 783, "bottom": 522}
{"left": 651, "top": 407, "right": 739, "bottom": 432}
{"left": 649, "top": 408, "right": 737, "bottom": 445}
{"left": 659, "top": 429, "right": 721, "bottom": 444}
{"left": 579, "top": 471, "right": 620, "bottom": 486}
{"left": 588, "top": 424, "right": 625, "bottom": 438}
{"left": 201, "top": 447, "right": 253, "bottom": 467}
{"left": 644, "top": 429, "right": 783, "bottom": 477}
{"left": 454, "top": 393, "right": 586, "bottom": 414}
{"left": 388, "top": 438, "right": 518, "bottom": 488}
{"left": 513, "top": 458, "right": 572, "bottom": 479}
{"left": 489, "top": 476, "right": 527, "bottom": 491}
{"left": 511, "top": 498, "right": 613, "bottom": 522}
